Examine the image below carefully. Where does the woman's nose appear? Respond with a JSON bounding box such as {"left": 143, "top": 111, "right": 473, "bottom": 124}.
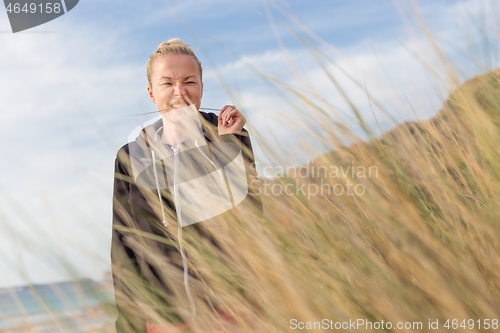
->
{"left": 173, "top": 83, "right": 186, "bottom": 96}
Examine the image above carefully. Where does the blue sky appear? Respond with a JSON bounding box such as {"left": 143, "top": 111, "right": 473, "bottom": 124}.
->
{"left": 0, "top": 0, "right": 497, "bottom": 288}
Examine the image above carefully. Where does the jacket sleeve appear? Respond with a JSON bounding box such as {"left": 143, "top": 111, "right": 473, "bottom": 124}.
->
{"left": 232, "top": 128, "right": 264, "bottom": 214}
{"left": 208, "top": 112, "right": 264, "bottom": 215}
{"left": 111, "top": 147, "right": 147, "bottom": 333}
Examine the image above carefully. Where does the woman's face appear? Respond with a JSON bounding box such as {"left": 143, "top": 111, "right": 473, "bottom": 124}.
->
{"left": 147, "top": 54, "right": 203, "bottom": 113}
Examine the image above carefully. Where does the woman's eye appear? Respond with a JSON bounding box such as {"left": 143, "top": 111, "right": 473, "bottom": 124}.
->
{"left": 161, "top": 83, "right": 172, "bottom": 86}
{"left": 186, "top": 81, "right": 195, "bottom": 84}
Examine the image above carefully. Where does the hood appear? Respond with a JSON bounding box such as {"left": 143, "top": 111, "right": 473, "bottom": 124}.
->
{"left": 129, "top": 106, "right": 208, "bottom": 189}
{"left": 128, "top": 106, "right": 249, "bottom": 226}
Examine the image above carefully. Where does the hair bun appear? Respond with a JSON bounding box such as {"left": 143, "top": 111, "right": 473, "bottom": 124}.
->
{"left": 161, "top": 38, "right": 191, "bottom": 48}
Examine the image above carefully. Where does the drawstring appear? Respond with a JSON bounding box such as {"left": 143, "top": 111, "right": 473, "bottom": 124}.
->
{"left": 152, "top": 127, "right": 196, "bottom": 320}
{"left": 151, "top": 150, "right": 168, "bottom": 227}
{"left": 195, "top": 140, "right": 232, "bottom": 208}
{"left": 152, "top": 127, "right": 168, "bottom": 227}
{"left": 194, "top": 140, "right": 224, "bottom": 181}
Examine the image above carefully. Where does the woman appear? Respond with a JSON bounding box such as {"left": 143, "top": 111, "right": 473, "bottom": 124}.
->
{"left": 111, "top": 39, "right": 262, "bottom": 332}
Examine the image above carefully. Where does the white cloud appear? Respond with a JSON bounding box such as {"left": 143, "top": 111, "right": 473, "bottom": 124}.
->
{"left": 0, "top": 15, "right": 149, "bottom": 287}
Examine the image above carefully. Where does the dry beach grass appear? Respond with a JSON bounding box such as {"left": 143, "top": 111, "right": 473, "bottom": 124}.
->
{"left": 6, "top": 2, "right": 500, "bottom": 332}
{"left": 113, "top": 47, "right": 500, "bottom": 333}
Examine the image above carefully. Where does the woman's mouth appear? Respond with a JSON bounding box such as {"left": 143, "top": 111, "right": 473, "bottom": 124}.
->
{"left": 170, "top": 101, "right": 189, "bottom": 109}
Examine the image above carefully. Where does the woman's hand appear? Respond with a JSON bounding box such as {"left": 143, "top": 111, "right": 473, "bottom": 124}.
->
{"left": 218, "top": 105, "right": 246, "bottom": 135}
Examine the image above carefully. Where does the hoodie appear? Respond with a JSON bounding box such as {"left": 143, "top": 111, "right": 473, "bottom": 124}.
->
{"left": 111, "top": 109, "right": 262, "bottom": 332}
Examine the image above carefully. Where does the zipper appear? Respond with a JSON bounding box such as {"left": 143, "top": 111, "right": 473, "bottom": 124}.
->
{"left": 171, "top": 144, "right": 196, "bottom": 318}
{"left": 171, "top": 145, "right": 180, "bottom": 220}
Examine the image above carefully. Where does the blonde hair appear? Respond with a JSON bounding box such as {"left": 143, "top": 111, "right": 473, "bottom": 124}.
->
{"left": 146, "top": 38, "right": 203, "bottom": 89}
